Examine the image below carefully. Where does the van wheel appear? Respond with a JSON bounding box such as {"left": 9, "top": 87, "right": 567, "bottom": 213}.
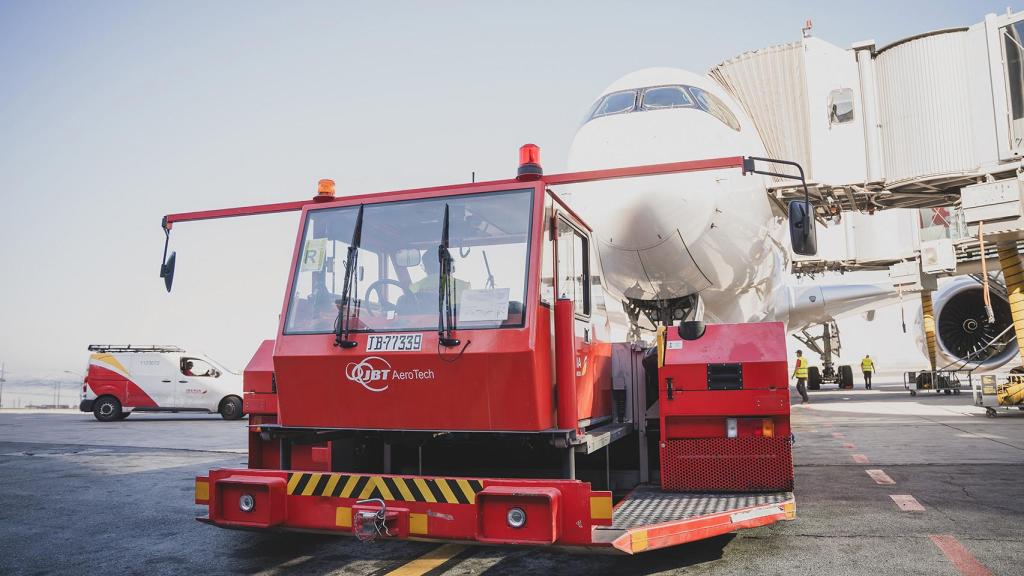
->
{"left": 93, "top": 396, "right": 122, "bottom": 422}
{"left": 219, "top": 396, "right": 244, "bottom": 420}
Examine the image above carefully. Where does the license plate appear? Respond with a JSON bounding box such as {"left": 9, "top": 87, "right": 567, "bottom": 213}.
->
{"left": 366, "top": 333, "right": 423, "bottom": 352}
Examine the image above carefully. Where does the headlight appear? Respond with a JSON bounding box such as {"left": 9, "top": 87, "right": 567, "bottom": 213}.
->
{"left": 506, "top": 507, "right": 526, "bottom": 528}
{"left": 239, "top": 493, "right": 255, "bottom": 513}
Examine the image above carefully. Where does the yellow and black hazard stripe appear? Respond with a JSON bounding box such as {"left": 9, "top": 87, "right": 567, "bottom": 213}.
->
{"left": 286, "top": 472, "right": 484, "bottom": 505}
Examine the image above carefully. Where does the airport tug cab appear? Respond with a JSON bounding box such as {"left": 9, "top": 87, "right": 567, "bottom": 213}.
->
{"left": 173, "top": 148, "right": 795, "bottom": 553}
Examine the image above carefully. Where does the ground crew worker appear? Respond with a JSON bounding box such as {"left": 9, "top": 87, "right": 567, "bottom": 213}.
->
{"left": 861, "top": 354, "right": 875, "bottom": 389}
{"left": 792, "top": 350, "right": 810, "bottom": 404}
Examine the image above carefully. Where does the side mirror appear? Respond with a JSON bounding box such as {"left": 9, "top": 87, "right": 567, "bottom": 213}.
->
{"left": 394, "top": 248, "right": 422, "bottom": 268}
{"left": 788, "top": 200, "right": 817, "bottom": 256}
{"left": 160, "top": 251, "right": 176, "bottom": 292}
{"left": 678, "top": 320, "right": 706, "bottom": 341}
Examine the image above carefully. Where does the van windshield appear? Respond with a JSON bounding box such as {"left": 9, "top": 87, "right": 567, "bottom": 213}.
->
{"left": 284, "top": 189, "right": 534, "bottom": 334}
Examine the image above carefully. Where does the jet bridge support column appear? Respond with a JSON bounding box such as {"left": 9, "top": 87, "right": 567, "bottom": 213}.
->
{"left": 921, "top": 291, "right": 937, "bottom": 371}
{"left": 997, "top": 244, "right": 1024, "bottom": 367}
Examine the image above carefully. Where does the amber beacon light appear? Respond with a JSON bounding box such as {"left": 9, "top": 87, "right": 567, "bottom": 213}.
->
{"left": 315, "top": 178, "right": 336, "bottom": 201}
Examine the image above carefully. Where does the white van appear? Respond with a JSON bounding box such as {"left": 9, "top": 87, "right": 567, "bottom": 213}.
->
{"left": 79, "top": 345, "right": 244, "bottom": 422}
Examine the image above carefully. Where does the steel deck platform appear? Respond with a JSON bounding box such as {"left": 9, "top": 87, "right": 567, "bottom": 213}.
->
{"left": 611, "top": 485, "right": 793, "bottom": 529}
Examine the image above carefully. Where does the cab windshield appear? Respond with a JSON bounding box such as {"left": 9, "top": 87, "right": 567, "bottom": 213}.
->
{"left": 284, "top": 188, "right": 533, "bottom": 334}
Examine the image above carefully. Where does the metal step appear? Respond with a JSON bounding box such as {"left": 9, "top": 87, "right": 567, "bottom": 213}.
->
{"left": 609, "top": 485, "right": 793, "bottom": 530}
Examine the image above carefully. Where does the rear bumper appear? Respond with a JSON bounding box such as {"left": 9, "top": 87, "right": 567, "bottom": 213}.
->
{"left": 79, "top": 399, "right": 94, "bottom": 412}
{"left": 194, "top": 469, "right": 794, "bottom": 553}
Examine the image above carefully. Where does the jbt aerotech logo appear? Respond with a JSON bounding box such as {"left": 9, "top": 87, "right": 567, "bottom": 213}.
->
{"left": 345, "top": 356, "right": 435, "bottom": 392}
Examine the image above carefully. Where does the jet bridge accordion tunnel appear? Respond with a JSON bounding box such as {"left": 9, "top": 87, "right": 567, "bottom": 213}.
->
{"left": 657, "top": 322, "right": 793, "bottom": 492}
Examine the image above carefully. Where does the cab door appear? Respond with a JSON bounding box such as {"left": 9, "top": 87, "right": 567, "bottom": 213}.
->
{"left": 176, "top": 356, "right": 219, "bottom": 410}
{"left": 555, "top": 215, "right": 596, "bottom": 422}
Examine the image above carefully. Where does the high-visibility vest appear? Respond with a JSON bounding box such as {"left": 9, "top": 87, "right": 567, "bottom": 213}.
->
{"left": 795, "top": 357, "right": 808, "bottom": 378}
{"left": 861, "top": 358, "right": 874, "bottom": 372}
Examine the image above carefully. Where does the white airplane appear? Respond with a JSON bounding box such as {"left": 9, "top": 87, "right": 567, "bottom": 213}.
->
{"left": 561, "top": 68, "right": 895, "bottom": 333}
{"left": 562, "top": 66, "right": 1018, "bottom": 374}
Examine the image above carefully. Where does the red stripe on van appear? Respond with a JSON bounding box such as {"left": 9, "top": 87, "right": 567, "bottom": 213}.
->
{"left": 87, "top": 365, "right": 158, "bottom": 408}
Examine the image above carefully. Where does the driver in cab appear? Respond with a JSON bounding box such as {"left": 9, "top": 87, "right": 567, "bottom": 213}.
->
{"left": 410, "top": 253, "right": 470, "bottom": 299}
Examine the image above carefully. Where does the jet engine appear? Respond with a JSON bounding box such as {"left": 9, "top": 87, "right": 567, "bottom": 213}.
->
{"left": 933, "top": 277, "right": 1018, "bottom": 371}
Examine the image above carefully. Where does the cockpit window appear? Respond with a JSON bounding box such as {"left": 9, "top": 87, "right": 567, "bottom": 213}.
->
{"left": 688, "top": 87, "right": 741, "bottom": 131}
{"left": 641, "top": 86, "right": 694, "bottom": 110}
{"left": 590, "top": 90, "right": 638, "bottom": 119}
{"left": 582, "top": 84, "right": 741, "bottom": 131}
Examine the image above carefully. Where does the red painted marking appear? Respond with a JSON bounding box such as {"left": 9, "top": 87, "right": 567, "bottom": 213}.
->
{"left": 831, "top": 432, "right": 845, "bottom": 438}
{"left": 852, "top": 454, "right": 869, "bottom": 464}
{"left": 841, "top": 443, "right": 856, "bottom": 449}
{"left": 865, "top": 469, "right": 895, "bottom": 485}
{"left": 890, "top": 494, "right": 925, "bottom": 512}
{"left": 88, "top": 365, "right": 158, "bottom": 408}
{"left": 929, "top": 535, "right": 992, "bottom": 576}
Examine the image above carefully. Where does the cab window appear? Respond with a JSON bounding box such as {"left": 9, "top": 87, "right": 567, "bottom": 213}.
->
{"left": 556, "top": 219, "right": 590, "bottom": 316}
{"left": 642, "top": 86, "right": 694, "bottom": 110}
{"left": 181, "top": 358, "right": 218, "bottom": 378}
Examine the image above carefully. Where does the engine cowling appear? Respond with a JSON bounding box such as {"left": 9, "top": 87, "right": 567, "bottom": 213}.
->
{"left": 932, "top": 277, "right": 1018, "bottom": 371}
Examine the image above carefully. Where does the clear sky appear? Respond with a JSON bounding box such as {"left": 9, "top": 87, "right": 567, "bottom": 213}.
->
{"left": 0, "top": 0, "right": 1011, "bottom": 379}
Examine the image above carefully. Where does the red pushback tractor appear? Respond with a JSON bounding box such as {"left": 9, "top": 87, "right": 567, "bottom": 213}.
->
{"left": 167, "top": 148, "right": 796, "bottom": 554}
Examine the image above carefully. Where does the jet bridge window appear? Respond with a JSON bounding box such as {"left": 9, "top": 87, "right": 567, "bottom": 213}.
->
{"left": 641, "top": 86, "right": 695, "bottom": 110}
{"left": 828, "top": 88, "right": 855, "bottom": 126}
{"left": 1002, "top": 20, "right": 1024, "bottom": 149}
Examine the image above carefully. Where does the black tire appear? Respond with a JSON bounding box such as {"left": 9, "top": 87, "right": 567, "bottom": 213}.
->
{"left": 839, "top": 365, "right": 854, "bottom": 389}
{"left": 807, "top": 367, "right": 822, "bottom": 390}
{"left": 93, "top": 396, "right": 122, "bottom": 422}
{"left": 219, "top": 396, "right": 244, "bottom": 420}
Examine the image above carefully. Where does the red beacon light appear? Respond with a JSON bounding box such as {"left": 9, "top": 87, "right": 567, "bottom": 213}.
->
{"left": 315, "top": 179, "right": 336, "bottom": 202}
{"left": 516, "top": 143, "right": 543, "bottom": 181}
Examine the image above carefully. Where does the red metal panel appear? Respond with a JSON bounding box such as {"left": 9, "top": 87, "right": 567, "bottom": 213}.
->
{"left": 476, "top": 486, "right": 561, "bottom": 544}
{"left": 555, "top": 299, "right": 578, "bottom": 431}
{"left": 244, "top": 339, "right": 275, "bottom": 393}
{"left": 661, "top": 437, "right": 793, "bottom": 492}
{"left": 658, "top": 322, "right": 792, "bottom": 492}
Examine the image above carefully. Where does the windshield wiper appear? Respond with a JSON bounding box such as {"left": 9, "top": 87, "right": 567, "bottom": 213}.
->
{"left": 335, "top": 204, "right": 364, "bottom": 348}
{"left": 438, "top": 204, "right": 460, "bottom": 347}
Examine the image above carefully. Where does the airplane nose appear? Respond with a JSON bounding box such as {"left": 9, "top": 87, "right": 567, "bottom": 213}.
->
{"left": 564, "top": 110, "right": 769, "bottom": 300}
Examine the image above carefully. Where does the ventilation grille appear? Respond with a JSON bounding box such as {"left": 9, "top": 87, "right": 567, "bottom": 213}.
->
{"left": 661, "top": 437, "right": 793, "bottom": 492}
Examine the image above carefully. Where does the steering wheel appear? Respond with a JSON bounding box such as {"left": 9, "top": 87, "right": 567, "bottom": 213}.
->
{"left": 363, "top": 279, "right": 413, "bottom": 317}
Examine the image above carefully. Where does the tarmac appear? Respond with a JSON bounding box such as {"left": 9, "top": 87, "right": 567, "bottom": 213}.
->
{"left": 1, "top": 377, "right": 1021, "bottom": 575}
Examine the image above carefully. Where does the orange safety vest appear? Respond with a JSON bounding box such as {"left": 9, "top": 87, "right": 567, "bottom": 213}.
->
{"left": 794, "top": 357, "right": 808, "bottom": 379}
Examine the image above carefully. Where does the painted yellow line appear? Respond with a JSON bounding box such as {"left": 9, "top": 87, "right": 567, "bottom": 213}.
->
{"left": 385, "top": 544, "right": 465, "bottom": 576}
